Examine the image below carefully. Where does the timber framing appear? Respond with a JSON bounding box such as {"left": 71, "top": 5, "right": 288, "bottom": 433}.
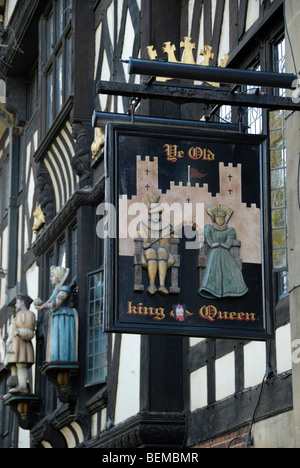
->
{"left": 97, "top": 80, "right": 300, "bottom": 112}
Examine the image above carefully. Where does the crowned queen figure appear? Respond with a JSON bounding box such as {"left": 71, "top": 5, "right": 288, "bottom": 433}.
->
{"left": 198, "top": 205, "right": 248, "bottom": 299}
{"left": 35, "top": 266, "right": 78, "bottom": 362}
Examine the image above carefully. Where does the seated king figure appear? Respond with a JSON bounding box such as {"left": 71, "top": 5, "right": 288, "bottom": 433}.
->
{"left": 137, "top": 195, "right": 175, "bottom": 296}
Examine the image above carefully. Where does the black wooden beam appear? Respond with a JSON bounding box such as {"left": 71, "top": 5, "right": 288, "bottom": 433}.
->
{"left": 97, "top": 80, "right": 300, "bottom": 111}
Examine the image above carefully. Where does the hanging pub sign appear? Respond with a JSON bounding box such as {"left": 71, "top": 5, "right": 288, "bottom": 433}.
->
{"left": 102, "top": 123, "right": 273, "bottom": 340}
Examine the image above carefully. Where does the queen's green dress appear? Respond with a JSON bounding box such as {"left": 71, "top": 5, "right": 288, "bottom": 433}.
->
{"left": 198, "top": 223, "right": 248, "bottom": 299}
{"left": 46, "top": 286, "right": 79, "bottom": 362}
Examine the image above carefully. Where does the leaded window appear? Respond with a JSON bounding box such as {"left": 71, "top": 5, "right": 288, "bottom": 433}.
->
{"left": 86, "top": 269, "right": 107, "bottom": 386}
{"left": 41, "top": 0, "right": 72, "bottom": 134}
{"left": 270, "top": 36, "right": 288, "bottom": 297}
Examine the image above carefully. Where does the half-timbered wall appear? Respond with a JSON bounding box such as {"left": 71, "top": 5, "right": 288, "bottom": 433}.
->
{"left": 94, "top": 0, "right": 141, "bottom": 114}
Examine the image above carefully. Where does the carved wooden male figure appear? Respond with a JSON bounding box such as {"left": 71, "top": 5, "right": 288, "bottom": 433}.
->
{"left": 5, "top": 294, "right": 36, "bottom": 394}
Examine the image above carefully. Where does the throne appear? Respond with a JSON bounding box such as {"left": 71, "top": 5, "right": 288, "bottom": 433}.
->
{"left": 134, "top": 237, "right": 181, "bottom": 294}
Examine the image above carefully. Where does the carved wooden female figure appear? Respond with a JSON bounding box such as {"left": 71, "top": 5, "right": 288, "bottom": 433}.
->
{"left": 35, "top": 266, "right": 78, "bottom": 362}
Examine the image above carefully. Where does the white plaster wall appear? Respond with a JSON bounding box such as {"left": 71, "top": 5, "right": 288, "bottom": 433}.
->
{"left": 190, "top": 366, "right": 207, "bottom": 411}
{"left": 252, "top": 410, "right": 296, "bottom": 448}
{"left": 18, "top": 428, "right": 30, "bottom": 449}
{"left": 218, "top": 0, "right": 230, "bottom": 63}
{"left": 4, "top": 0, "right": 18, "bottom": 27}
{"left": 244, "top": 341, "right": 266, "bottom": 389}
{"left": 189, "top": 337, "right": 205, "bottom": 347}
{"left": 114, "top": 334, "right": 141, "bottom": 425}
{"left": 245, "top": 0, "right": 260, "bottom": 32}
{"left": 215, "top": 352, "right": 235, "bottom": 401}
{"left": 276, "top": 324, "right": 292, "bottom": 374}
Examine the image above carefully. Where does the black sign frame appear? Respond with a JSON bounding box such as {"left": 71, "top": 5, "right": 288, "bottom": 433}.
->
{"left": 103, "top": 123, "right": 273, "bottom": 341}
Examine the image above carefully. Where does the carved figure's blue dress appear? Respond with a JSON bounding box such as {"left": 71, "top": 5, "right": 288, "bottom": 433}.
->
{"left": 46, "top": 286, "right": 78, "bottom": 362}
{"left": 199, "top": 224, "right": 248, "bottom": 299}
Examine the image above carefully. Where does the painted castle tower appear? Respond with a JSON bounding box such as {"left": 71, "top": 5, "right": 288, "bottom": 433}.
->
{"left": 119, "top": 155, "right": 261, "bottom": 265}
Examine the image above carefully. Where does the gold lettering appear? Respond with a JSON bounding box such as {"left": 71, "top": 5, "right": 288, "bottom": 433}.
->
{"left": 137, "top": 303, "right": 149, "bottom": 316}
{"left": 199, "top": 306, "right": 256, "bottom": 323}
{"left": 127, "top": 302, "right": 166, "bottom": 321}
{"left": 153, "top": 308, "right": 165, "bottom": 321}
{"left": 188, "top": 147, "right": 203, "bottom": 160}
{"left": 217, "top": 311, "right": 229, "bottom": 320}
{"left": 164, "top": 144, "right": 184, "bottom": 162}
{"left": 206, "top": 149, "right": 215, "bottom": 161}
{"left": 188, "top": 147, "right": 215, "bottom": 161}
{"left": 244, "top": 313, "right": 256, "bottom": 322}
{"left": 127, "top": 302, "right": 137, "bottom": 315}
{"left": 199, "top": 305, "right": 217, "bottom": 322}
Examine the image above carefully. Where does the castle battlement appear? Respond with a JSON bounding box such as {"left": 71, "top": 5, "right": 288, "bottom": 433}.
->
{"left": 118, "top": 156, "right": 261, "bottom": 264}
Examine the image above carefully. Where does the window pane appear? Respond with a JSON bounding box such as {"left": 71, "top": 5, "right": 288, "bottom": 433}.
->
{"left": 270, "top": 150, "right": 286, "bottom": 169}
{"left": 58, "top": 240, "right": 66, "bottom": 267}
{"left": 271, "top": 168, "right": 285, "bottom": 189}
{"left": 56, "top": 51, "right": 63, "bottom": 114}
{"left": 64, "top": 0, "right": 72, "bottom": 24}
{"left": 270, "top": 129, "right": 284, "bottom": 149}
{"left": 272, "top": 229, "right": 286, "bottom": 249}
{"left": 272, "top": 209, "right": 286, "bottom": 228}
{"left": 273, "top": 249, "right": 287, "bottom": 270}
{"left": 219, "top": 105, "right": 232, "bottom": 123}
{"left": 47, "top": 250, "right": 55, "bottom": 296}
{"left": 56, "top": 0, "right": 64, "bottom": 41}
{"left": 86, "top": 270, "right": 107, "bottom": 385}
{"left": 279, "top": 270, "right": 289, "bottom": 298}
{"left": 71, "top": 226, "right": 77, "bottom": 279}
{"left": 270, "top": 37, "right": 288, "bottom": 277}
{"left": 46, "top": 70, "right": 53, "bottom": 130}
{"left": 3, "top": 161, "right": 9, "bottom": 215}
{"left": 46, "top": 11, "right": 54, "bottom": 60}
{"left": 271, "top": 188, "right": 286, "bottom": 209}
{"left": 27, "top": 66, "right": 38, "bottom": 120}
{"left": 269, "top": 109, "right": 284, "bottom": 129}
{"left": 65, "top": 33, "right": 72, "bottom": 98}
{"left": 246, "top": 64, "right": 263, "bottom": 134}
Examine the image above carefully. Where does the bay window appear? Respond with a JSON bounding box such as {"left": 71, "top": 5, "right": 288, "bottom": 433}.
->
{"left": 41, "top": 0, "right": 72, "bottom": 134}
